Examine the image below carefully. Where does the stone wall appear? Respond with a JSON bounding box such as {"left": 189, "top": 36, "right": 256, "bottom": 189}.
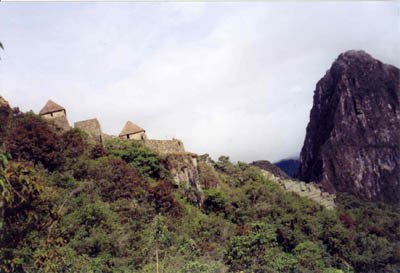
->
{"left": 40, "top": 110, "right": 70, "bottom": 131}
{"left": 42, "top": 115, "right": 70, "bottom": 131}
{"left": 144, "top": 139, "right": 185, "bottom": 155}
{"left": 260, "top": 170, "right": 336, "bottom": 209}
{"left": 75, "top": 118, "right": 102, "bottom": 143}
{"left": 120, "top": 132, "right": 147, "bottom": 141}
{"left": 41, "top": 110, "right": 66, "bottom": 119}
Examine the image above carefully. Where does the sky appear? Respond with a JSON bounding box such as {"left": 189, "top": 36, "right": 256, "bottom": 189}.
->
{"left": 0, "top": 2, "right": 399, "bottom": 163}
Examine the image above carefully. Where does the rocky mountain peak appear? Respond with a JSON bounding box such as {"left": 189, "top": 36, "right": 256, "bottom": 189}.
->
{"left": 298, "top": 50, "right": 400, "bottom": 203}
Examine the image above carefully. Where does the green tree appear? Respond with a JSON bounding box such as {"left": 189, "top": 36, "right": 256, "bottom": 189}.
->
{"left": 203, "top": 188, "right": 228, "bottom": 214}
{"left": 151, "top": 215, "right": 168, "bottom": 273}
{"left": 293, "top": 241, "right": 325, "bottom": 271}
{"left": 105, "top": 139, "right": 161, "bottom": 178}
{"left": 225, "top": 222, "right": 278, "bottom": 271}
{"left": 0, "top": 162, "right": 56, "bottom": 272}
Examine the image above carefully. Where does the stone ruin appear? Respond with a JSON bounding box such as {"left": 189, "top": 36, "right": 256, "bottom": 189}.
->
{"left": 38, "top": 100, "right": 71, "bottom": 131}
{"left": 260, "top": 169, "right": 336, "bottom": 209}
{"left": 38, "top": 99, "right": 186, "bottom": 154}
{"left": 36, "top": 99, "right": 336, "bottom": 209}
{"left": 74, "top": 118, "right": 103, "bottom": 144}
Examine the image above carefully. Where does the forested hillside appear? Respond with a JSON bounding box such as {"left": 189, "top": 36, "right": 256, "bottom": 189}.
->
{"left": 0, "top": 101, "right": 399, "bottom": 272}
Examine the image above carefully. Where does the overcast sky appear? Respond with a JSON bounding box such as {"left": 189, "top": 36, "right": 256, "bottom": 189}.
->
{"left": 0, "top": 2, "right": 399, "bottom": 162}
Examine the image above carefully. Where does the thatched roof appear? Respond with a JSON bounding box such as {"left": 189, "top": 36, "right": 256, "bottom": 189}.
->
{"left": 119, "top": 121, "right": 145, "bottom": 136}
{"left": 0, "top": 96, "right": 9, "bottom": 107}
{"left": 39, "top": 100, "right": 65, "bottom": 115}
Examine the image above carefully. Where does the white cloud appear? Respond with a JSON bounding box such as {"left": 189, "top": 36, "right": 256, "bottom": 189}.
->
{"left": 0, "top": 2, "right": 398, "bottom": 162}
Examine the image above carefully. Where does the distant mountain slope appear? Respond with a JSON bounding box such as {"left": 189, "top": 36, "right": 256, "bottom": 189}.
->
{"left": 298, "top": 50, "right": 400, "bottom": 203}
{"left": 274, "top": 159, "right": 300, "bottom": 177}
{"left": 251, "top": 160, "right": 291, "bottom": 179}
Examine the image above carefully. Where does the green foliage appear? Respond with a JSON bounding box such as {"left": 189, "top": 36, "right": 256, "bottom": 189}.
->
{"left": 0, "top": 152, "right": 10, "bottom": 231}
{"left": 105, "top": 139, "right": 161, "bottom": 179}
{"left": 0, "top": 162, "right": 57, "bottom": 272}
{"left": 294, "top": 240, "right": 325, "bottom": 271}
{"left": 0, "top": 109, "right": 398, "bottom": 272}
{"left": 203, "top": 188, "right": 228, "bottom": 214}
{"left": 5, "top": 113, "right": 64, "bottom": 170}
{"left": 60, "top": 128, "right": 86, "bottom": 160}
{"left": 147, "top": 181, "right": 183, "bottom": 217}
{"left": 49, "top": 171, "right": 78, "bottom": 189}
{"left": 198, "top": 154, "right": 220, "bottom": 189}
{"left": 61, "top": 201, "right": 120, "bottom": 256}
{"left": 225, "top": 222, "right": 278, "bottom": 271}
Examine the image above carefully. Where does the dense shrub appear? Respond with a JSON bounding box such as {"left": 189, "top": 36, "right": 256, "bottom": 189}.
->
{"left": 5, "top": 113, "right": 63, "bottom": 170}
{"left": 0, "top": 105, "right": 14, "bottom": 142}
{"left": 105, "top": 139, "right": 161, "bottom": 179}
{"left": 90, "top": 143, "right": 107, "bottom": 159}
{"left": 0, "top": 162, "right": 56, "bottom": 272}
{"left": 60, "top": 129, "right": 86, "bottom": 159}
{"left": 0, "top": 109, "right": 398, "bottom": 272}
{"left": 203, "top": 188, "right": 228, "bottom": 214}
{"left": 88, "top": 158, "right": 148, "bottom": 202}
{"left": 198, "top": 154, "right": 220, "bottom": 189}
{"left": 147, "top": 181, "right": 183, "bottom": 217}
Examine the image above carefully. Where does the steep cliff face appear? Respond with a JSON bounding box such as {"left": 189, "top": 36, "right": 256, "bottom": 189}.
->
{"left": 298, "top": 50, "right": 400, "bottom": 203}
{"left": 162, "top": 153, "right": 220, "bottom": 206}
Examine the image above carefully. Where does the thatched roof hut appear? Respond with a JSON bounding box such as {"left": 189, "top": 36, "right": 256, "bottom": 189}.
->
{"left": 39, "top": 99, "right": 70, "bottom": 131}
{"left": 39, "top": 100, "right": 66, "bottom": 116}
{"left": 0, "top": 96, "right": 9, "bottom": 107}
{"left": 119, "top": 121, "right": 146, "bottom": 140}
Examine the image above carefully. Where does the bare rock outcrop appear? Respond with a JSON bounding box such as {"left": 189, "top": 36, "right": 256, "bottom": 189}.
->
{"left": 298, "top": 50, "right": 400, "bottom": 203}
{"left": 162, "top": 153, "right": 220, "bottom": 206}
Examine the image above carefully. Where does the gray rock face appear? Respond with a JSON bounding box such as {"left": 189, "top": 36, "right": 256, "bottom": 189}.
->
{"left": 298, "top": 50, "right": 400, "bottom": 203}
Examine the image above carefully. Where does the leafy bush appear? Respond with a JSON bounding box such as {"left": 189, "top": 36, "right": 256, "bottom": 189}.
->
{"left": 5, "top": 113, "right": 64, "bottom": 170}
{"left": 60, "top": 129, "right": 86, "bottom": 159}
{"left": 90, "top": 144, "right": 107, "bottom": 159}
{"left": 105, "top": 139, "right": 161, "bottom": 179}
{"left": 147, "top": 181, "right": 183, "bottom": 217}
{"left": 0, "top": 108, "right": 399, "bottom": 272}
{"left": 0, "top": 162, "right": 56, "bottom": 272}
{"left": 203, "top": 189, "right": 228, "bottom": 214}
{"left": 86, "top": 157, "right": 147, "bottom": 202}
{"left": 225, "top": 222, "right": 278, "bottom": 272}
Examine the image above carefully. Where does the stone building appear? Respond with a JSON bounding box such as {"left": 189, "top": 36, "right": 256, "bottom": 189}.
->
{"left": 39, "top": 100, "right": 70, "bottom": 131}
{"left": 0, "top": 96, "right": 9, "bottom": 107}
{"left": 74, "top": 118, "right": 103, "bottom": 143}
{"left": 119, "top": 121, "right": 147, "bottom": 140}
